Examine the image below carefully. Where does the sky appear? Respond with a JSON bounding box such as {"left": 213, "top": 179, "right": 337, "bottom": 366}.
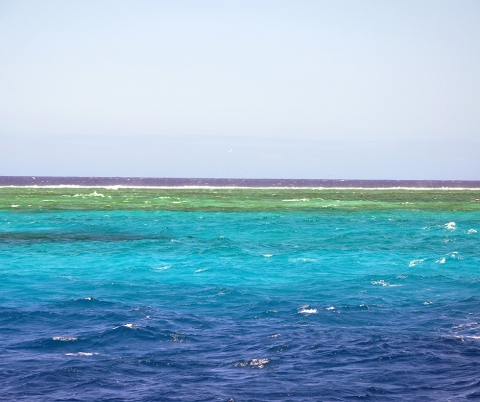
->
{"left": 1, "top": 0, "right": 479, "bottom": 179}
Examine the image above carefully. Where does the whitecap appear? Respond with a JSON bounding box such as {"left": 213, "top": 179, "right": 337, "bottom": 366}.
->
{"left": 423, "top": 302, "right": 434, "bottom": 305}
{"left": 325, "top": 306, "right": 335, "bottom": 310}
{"left": 298, "top": 305, "right": 318, "bottom": 314}
{"left": 269, "top": 334, "right": 281, "bottom": 338}
{"left": 154, "top": 265, "right": 171, "bottom": 271}
{"left": 194, "top": 268, "right": 210, "bottom": 273}
{"left": 409, "top": 258, "right": 426, "bottom": 267}
{"left": 436, "top": 257, "right": 446, "bottom": 264}
{"left": 467, "top": 229, "right": 477, "bottom": 234}
{"left": 263, "top": 254, "right": 273, "bottom": 258}
{"left": 249, "top": 358, "right": 269, "bottom": 368}
{"left": 445, "top": 222, "right": 457, "bottom": 230}
{"left": 235, "top": 358, "right": 270, "bottom": 369}
{"left": 112, "top": 323, "right": 136, "bottom": 330}
{"left": 454, "top": 335, "right": 480, "bottom": 341}
{"left": 53, "top": 336, "right": 77, "bottom": 341}
{"left": 10, "top": 205, "right": 19, "bottom": 208}
{"left": 282, "top": 198, "right": 309, "bottom": 202}
{"left": 4, "top": 184, "right": 480, "bottom": 190}
{"left": 290, "top": 258, "right": 316, "bottom": 262}
{"left": 452, "top": 322, "right": 478, "bottom": 330}
{"left": 74, "top": 191, "right": 105, "bottom": 197}
{"left": 372, "top": 280, "right": 389, "bottom": 286}
{"left": 65, "top": 352, "right": 98, "bottom": 357}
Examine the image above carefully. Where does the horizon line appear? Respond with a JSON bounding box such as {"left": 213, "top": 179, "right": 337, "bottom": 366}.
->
{"left": 1, "top": 176, "right": 480, "bottom": 189}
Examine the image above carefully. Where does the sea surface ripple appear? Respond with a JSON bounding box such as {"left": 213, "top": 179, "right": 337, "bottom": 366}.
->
{"left": 1, "top": 187, "right": 480, "bottom": 401}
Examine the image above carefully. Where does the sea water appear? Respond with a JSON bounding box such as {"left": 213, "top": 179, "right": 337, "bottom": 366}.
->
{"left": 1, "top": 185, "right": 480, "bottom": 401}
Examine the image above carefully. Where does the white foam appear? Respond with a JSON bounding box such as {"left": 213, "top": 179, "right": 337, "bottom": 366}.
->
{"left": 65, "top": 352, "right": 98, "bottom": 356}
{"left": 298, "top": 306, "right": 318, "bottom": 314}
{"left": 326, "top": 306, "right": 335, "bottom": 310}
{"left": 423, "top": 302, "right": 434, "bottom": 305}
{"left": 445, "top": 222, "right": 457, "bottom": 230}
{"left": 73, "top": 191, "right": 105, "bottom": 197}
{"left": 10, "top": 205, "right": 19, "bottom": 208}
{"left": 249, "top": 358, "right": 269, "bottom": 368}
{"left": 154, "top": 265, "right": 171, "bottom": 271}
{"left": 53, "top": 336, "right": 77, "bottom": 341}
{"left": 300, "top": 309, "right": 318, "bottom": 314}
{"left": 372, "top": 280, "right": 389, "bottom": 286}
{"left": 269, "top": 334, "right": 281, "bottom": 338}
{"left": 290, "top": 258, "right": 316, "bottom": 262}
{"left": 263, "top": 254, "right": 273, "bottom": 258}
{"left": 436, "top": 257, "right": 446, "bottom": 264}
{"left": 409, "top": 258, "right": 426, "bottom": 267}
{"left": 452, "top": 322, "right": 478, "bottom": 330}
{"left": 194, "top": 268, "right": 210, "bottom": 273}
{"left": 454, "top": 335, "right": 480, "bottom": 341}
{"left": 235, "top": 358, "right": 270, "bottom": 368}
{"left": 122, "top": 323, "right": 136, "bottom": 329}
{"left": 4, "top": 185, "right": 480, "bottom": 190}
{"left": 467, "top": 229, "right": 478, "bottom": 234}
{"left": 282, "top": 198, "right": 309, "bottom": 202}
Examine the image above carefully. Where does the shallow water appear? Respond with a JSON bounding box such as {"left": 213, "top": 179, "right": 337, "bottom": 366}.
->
{"left": 1, "top": 188, "right": 480, "bottom": 401}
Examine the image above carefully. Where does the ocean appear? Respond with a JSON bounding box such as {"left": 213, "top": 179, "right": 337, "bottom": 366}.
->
{"left": 1, "top": 178, "right": 480, "bottom": 401}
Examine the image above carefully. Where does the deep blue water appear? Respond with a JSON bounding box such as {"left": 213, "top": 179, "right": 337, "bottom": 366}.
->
{"left": 1, "top": 188, "right": 480, "bottom": 401}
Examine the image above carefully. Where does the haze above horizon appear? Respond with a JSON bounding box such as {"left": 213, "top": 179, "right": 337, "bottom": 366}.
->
{"left": 1, "top": 1, "right": 479, "bottom": 179}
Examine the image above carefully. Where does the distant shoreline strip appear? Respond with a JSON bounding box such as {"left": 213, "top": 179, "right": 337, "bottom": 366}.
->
{"left": 1, "top": 176, "right": 480, "bottom": 189}
{"left": 2, "top": 185, "right": 480, "bottom": 191}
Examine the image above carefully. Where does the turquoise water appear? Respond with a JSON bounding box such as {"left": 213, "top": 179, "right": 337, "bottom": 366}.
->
{"left": 1, "top": 188, "right": 480, "bottom": 401}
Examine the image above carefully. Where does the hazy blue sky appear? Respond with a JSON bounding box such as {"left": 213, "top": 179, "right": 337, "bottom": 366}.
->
{"left": 1, "top": 0, "right": 479, "bottom": 178}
